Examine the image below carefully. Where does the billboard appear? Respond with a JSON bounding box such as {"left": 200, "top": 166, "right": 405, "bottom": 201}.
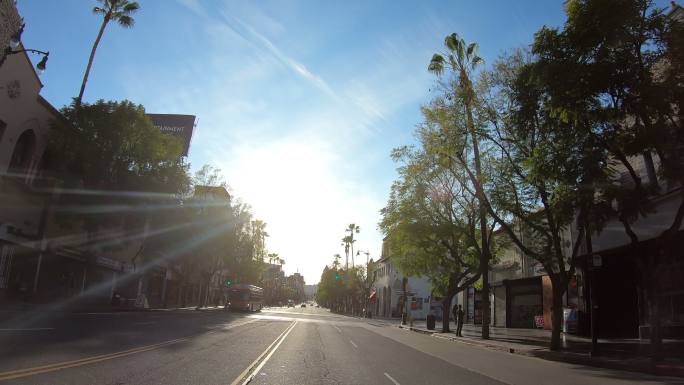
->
{"left": 146, "top": 114, "right": 196, "bottom": 156}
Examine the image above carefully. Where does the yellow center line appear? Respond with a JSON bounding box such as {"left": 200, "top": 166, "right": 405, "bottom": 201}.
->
{"left": 0, "top": 318, "right": 259, "bottom": 382}
{"left": 0, "top": 337, "right": 187, "bottom": 381}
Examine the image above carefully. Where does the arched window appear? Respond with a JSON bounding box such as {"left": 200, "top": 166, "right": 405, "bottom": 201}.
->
{"left": 9, "top": 129, "right": 36, "bottom": 179}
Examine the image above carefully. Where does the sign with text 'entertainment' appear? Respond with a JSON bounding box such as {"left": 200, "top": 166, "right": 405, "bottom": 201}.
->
{"left": 146, "top": 113, "right": 196, "bottom": 156}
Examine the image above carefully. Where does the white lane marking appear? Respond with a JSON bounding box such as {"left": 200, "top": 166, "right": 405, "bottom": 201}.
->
{"left": 334, "top": 326, "right": 342, "bottom": 333}
{"left": 0, "top": 328, "right": 55, "bottom": 331}
{"left": 228, "top": 321, "right": 296, "bottom": 385}
{"left": 350, "top": 340, "right": 358, "bottom": 348}
{"left": 240, "top": 321, "right": 297, "bottom": 385}
{"left": 384, "top": 372, "right": 401, "bottom": 385}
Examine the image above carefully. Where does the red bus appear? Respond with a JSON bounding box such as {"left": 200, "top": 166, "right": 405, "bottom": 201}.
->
{"left": 228, "top": 284, "right": 264, "bottom": 312}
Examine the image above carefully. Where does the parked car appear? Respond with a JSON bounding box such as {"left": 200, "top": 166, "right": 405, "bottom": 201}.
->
{"left": 300, "top": 303, "right": 306, "bottom": 308}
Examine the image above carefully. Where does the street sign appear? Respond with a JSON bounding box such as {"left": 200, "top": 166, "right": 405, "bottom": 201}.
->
{"left": 592, "top": 254, "right": 602, "bottom": 267}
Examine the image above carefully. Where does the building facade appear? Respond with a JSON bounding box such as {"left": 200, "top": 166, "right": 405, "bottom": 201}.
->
{"left": 372, "top": 240, "right": 432, "bottom": 320}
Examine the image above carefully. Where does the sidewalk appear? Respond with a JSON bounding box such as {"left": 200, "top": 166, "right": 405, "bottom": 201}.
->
{"left": 394, "top": 319, "right": 684, "bottom": 378}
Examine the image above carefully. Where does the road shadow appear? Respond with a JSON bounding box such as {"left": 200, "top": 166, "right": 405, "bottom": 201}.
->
{"left": 0, "top": 309, "right": 257, "bottom": 371}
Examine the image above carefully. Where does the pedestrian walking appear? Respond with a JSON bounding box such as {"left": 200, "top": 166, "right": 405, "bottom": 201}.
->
{"left": 456, "top": 305, "right": 465, "bottom": 337}
{"left": 452, "top": 303, "right": 459, "bottom": 328}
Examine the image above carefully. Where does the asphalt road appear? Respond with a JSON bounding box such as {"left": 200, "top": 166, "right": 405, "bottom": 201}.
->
{"left": 0, "top": 305, "right": 681, "bottom": 385}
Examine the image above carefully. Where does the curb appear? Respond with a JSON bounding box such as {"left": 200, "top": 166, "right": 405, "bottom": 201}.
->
{"left": 397, "top": 325, "right": 684, "bottom": 378}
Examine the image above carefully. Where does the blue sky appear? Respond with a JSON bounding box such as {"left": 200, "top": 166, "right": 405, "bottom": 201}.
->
{"left": 16, "top": 0, "right": 671, "bottom": 284}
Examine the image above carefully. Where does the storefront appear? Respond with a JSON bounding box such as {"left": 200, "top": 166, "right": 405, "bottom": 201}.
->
{"left": 505, "top": 277, "right": 543, "bottom": 328}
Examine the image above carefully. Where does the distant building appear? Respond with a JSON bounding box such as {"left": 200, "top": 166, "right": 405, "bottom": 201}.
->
{"left": 285, "top": 273, "right": 305, "bottom": 301}
{"left": 262, "top": 263, "right": 285, "bottom": 305}
{"left": 303, "top": 284, "right": 318, "bottom": 300}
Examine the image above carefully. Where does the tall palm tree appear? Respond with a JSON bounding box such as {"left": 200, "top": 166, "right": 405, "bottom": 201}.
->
{"left": 341, "top": 236, "right": 351, "bottom": 269}
{"left": 428, "top": 33, "right": 492, "bottom": 339}
{"left": 345, "top": 223, "right": 360, "bottom": 267}
{"left": 76, "top": 0, "right": 140, "bottom": 108}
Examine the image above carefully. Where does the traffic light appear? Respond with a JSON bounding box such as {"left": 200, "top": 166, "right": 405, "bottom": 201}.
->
{"left": 225, "top": 278, "right": 232, "bottom": 287}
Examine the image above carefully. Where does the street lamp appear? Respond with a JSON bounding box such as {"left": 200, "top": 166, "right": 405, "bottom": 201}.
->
{"left": 1, "top": 23, "right": 50, "bottom": 73}
{"left": 2, "top": 47, "right": 50, "bottom": 74}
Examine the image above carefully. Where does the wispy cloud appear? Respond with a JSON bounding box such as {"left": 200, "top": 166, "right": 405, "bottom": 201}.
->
{"left": 125, "top": 1, "right": 431, "bottom": 283}
{"left": 218, "top": 11, "right": 339, "bottom": 100}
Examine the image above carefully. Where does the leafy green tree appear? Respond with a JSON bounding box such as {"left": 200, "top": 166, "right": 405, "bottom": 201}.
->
{"left": 428, "top": 33, "right": 494, "bottom": 338}
{"left": 77, "top": 0, "right": 140, "bottom": 107}
{"left": 192, "top": 164, "right": 227, "bottom": 190}
{"left": 251, "top": 219, "right": 269, "bottom": 263}
{"left": 380, "top": 112, "right": 488, "bottom": 332}
{"left": 49, "top": 100, "right": 190, "bottom": 236}
{"left": 476, "top": 50, "right": 608, "bottom": 350}
{"left": 530, "top": 0, "right": 683, "bottom": 358}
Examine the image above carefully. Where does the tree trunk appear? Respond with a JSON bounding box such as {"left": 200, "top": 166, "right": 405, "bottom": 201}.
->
{"left": 480, "top": 261, "right": 490, "bottom": 339}
{"left": 351, "top": 242, "right": 355, "bottom": 268}
{"left": 647, "top": 251, "right": 664, "bottom": 362}
{"left": 441, "top": 294, "right": 453, "bottom": 333}
{"left": 468, "top": 107, "right": 491, "bottom": 340}
{"left": 196, "top": 281, "right": 204, "bottom": 309}
{"left": 77, "top": 16, "right": 109, "bottom": 108}
{"left": 649, "top": 288, "right": 663, "bottom": 361}
{"left": 550, "top": 278, "right": 564, "bottom": 351}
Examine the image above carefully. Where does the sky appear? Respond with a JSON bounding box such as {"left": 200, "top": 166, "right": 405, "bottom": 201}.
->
{"left": 16, "top": 0, "right": 669, "bottom": 284}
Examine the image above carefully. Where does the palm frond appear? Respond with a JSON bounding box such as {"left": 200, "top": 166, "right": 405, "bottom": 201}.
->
{"left": 466, "top": 42, "right": 477, "bottom": 60}
{"left": 117, "top": 14, "right": 135, "bottom": 27}
{"left": 455, "top": 38, "right": 465, "bottom": 66}
{"left": 92, "top": 6, "right": 106, "bottom": 14}
{"left": 471, "top": 55, "right": 484, "bottom": 70}
{"left": 444, "top": 33, "right": 460, "bottom": 52}
{"left": 428, "top": 54, "right": 446, "bottom": 75}
{"left": 123, "top": 2, "right": 140, "bottom": 13}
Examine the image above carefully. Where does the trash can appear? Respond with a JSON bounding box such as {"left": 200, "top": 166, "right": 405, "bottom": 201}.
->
{"left": 426, "top": 314, "right": 436, "bottom": 330}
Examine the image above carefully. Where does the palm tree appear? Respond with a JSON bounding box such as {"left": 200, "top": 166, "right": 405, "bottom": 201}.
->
{"left": 345, "top": 224, "right": 360, "bottom": 267}
{"left": 429, "top": 33, "right": 492, "bottom": 339}
{"left": 341, "top": 236, "right": 351, "bottom": 269}
{"left": 76, "top": 0, "right": 140, "bottom": 108}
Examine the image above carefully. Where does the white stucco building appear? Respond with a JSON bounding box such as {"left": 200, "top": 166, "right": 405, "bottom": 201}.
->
{"left": 371, "top": 240, "right": 432, "bottom": 320}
